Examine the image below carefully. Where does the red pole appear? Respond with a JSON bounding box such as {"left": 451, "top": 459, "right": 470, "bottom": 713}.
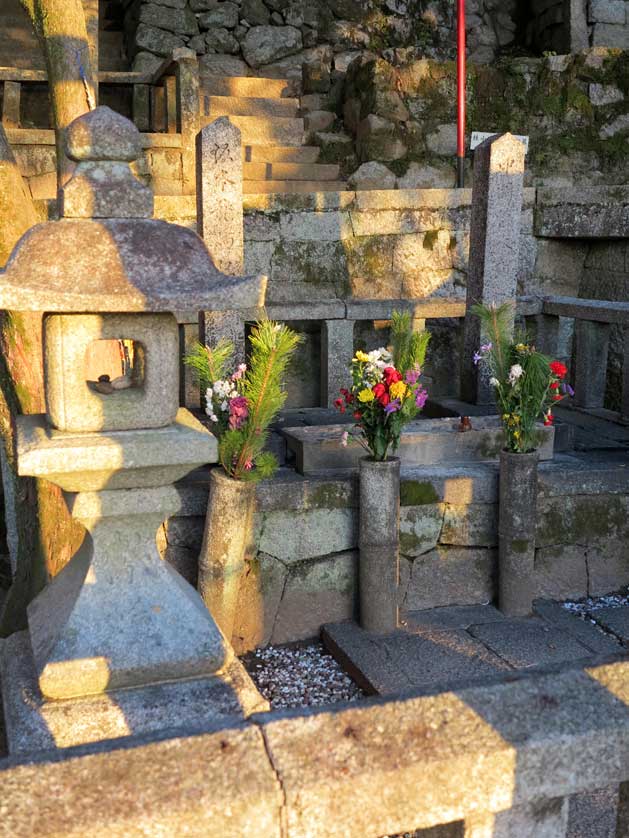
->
{"left": 456, "top": 0, "right": 466, "bottom": 188}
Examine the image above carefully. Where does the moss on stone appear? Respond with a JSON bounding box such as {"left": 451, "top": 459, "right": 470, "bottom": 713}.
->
{"left": 400, "top": 480, "right": 439, "bottom": 506}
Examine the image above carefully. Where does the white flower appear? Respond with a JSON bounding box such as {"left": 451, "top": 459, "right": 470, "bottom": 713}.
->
{"left": 341, "top": 431, "right": 349, "bottom": 448}
{"left": 508, "top": 364, "right": 524, "bottom": 384}
{"left": 238, "top": 363, "right": 247, "bottom": 372}
{"left": 210, "top": 413, "right": 218, "bottom": 422}
{"left": 220, "top": 400, "right": 228, "bottom": 411}
{"left": 489, "top": 377, "right": 499, "bottom": 387}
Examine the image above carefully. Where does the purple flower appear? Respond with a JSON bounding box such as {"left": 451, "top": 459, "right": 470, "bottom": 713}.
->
{"left": 480, "top": 342, "right": 493, "bottom": 353}
{"left": 405, "top": 366, "right": 421, "bottom": 385}
{"left": 473, "top": 352, "right": 482, "bottom": 366}
{"left": 415, "top": 388, "right": 428, "bottom": 409}
{"left": 561, "top": 382, "right": 575, "bottom": 397}
{"left": 384, "top": 399, "right": 401, "bottom": 415}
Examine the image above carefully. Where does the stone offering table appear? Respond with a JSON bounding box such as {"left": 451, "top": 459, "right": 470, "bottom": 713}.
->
{"left": 0, "top": 106, "right": 268, "bottom": 751}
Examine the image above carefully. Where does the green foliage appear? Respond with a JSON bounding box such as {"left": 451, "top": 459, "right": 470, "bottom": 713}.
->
{"left": 472, "top": 303, "right": 568, "bottom": 453}
{"left": 184, "top": 338, "right": 233, "bottom": 400}
{"left": 391, "top": 310, "right": 430, "bottom": 376}
{"left": 221, "top": 320, "right": 301, "bottom": 482}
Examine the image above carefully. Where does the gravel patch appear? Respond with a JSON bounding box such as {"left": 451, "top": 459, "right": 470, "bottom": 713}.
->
{"left": 243, "top": 642, "right": 365, "bottom": 710}
{"left": 562, "top": 588, "right": 629, "bottom": 639}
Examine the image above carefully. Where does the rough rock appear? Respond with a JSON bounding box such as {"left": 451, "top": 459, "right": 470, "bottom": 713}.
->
{"left": 348, "top": 161, "right": 397, "bottom": 190}
{"left": 242, "top": 25, "right": 303, "bottom": 67}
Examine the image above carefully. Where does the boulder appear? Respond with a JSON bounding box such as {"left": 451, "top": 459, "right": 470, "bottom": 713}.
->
{"left": 199, "top": 54, "right": 250, "bottom": 76}
{"left": 138, "top": 3, "right": 199, "bottom": 35}
{"left": 241, "top": 0, "right": 271, "bottom": 25}
{"left": 356, "top": 114, "right": 407, "bottom": 162}
{"left": 134, "top": 24, "right": 186, "bottom": 57}
{"left": 348, "top": 161, "right": 396, "bottom": 191}
{"left": 426, "top": 123, "right": 458, "bottom": 156}
{"left": 397, "top": 162, "right": 456, "bottom": 189}
{"left": 206, "top": 28, "right": 240, "bottom": 54}
{"left": 198, "top": 2, "right": 240, "bottom": 29}
{"left": 242, "top": 25, "right": 303, "bottom": 67}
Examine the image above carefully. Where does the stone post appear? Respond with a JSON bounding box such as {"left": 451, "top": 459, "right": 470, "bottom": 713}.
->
{"left": 622, "top": 327, "right": 629, "bottom": 422}
{"left": 359, "top": 457, "right": 400, "bottom": 633}
{"left": 173, "top": 47, "right": 200, "bottom": 196}
{"left": 461, "top": 133, "right": 526, "bottom": 405}
{"left": 566, "top": 0, "right": 589, "bottom": 52}
{"left": 498, "top": 449, "right": 538, "bottom": 617}
{"left": 197, "top": 116, "right": 247, "bottom": 365}
{"left": 534, "top": 313, "right": 560, "bottom": 357}
{"left": 573, "top": 319, "right": 610, "bottom": 409}
{"left": 321, "top": 319, "right": 354, "bottom": 408}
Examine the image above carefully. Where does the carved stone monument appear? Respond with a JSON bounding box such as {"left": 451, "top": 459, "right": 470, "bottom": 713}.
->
{"left": 0, "top": 107, "right": 268, "bottom": 751}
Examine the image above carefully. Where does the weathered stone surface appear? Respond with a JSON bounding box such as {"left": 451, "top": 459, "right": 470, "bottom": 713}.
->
{"left": 322, "top": 620, "right": 509, "bottom": 696}
{"left": 65, "top": 106, "right": 141, "bottom": 163}
{"left": 399, "top": 504, "right": 445, "bottom": 557}
{"left": 135, "top": 23, "right": 186, "bottom": 56}
{"left": 468, "top": 616, "right": 592, "bottom": 668}
{"left": 256, "top": 507, "right": 357, "bottom": 562}
{"left": 589, "top": 82, "right": 624, "bottom": 106}
{"left": 533, "top": 599, "right": 621, "bottom": 654}
{"left": 404, "top": 604, "right": 505, "bottom": 632}
{"left": 0, "top": 630, "right": 267, "bottom": 754}
{"left": 205, "top": 27, "right": 240, "bottom": 53}
{"left": 233, "top": 552, "right": 288, "bottom": 652}
{"left": 441, "top": 503, "right": 497, "bottom": 548}
{"left": 321, "top": 318, "right": 354, "bottom": 408}
{"left": 242, "top": 0, "right": 271, "bottom": 25}
{"left": 272, "top": 551, "right": 357, "bottom": 643}
{"left": 139, "top": 2, "right": 199, "bottom": 34}
{"left": 348, "top": 161, "right": 396, "bottom": 190}
{"left": 242, "top": 26, "right": 303, "bottom": 67}
{"left": 61, "top": 161, "right": 154, "bottom": 219}
{"left": 356, "top": 114, "right": 407, "bottom": 161}
{"left": 587, "top": 537, "right": 629, "bottom": 596}
{"left": 17, "top": 410, "right": 217, "bottom": 492}
{"left": 44, "top": 312, "right": 178, "bottom": 433}
{"left": 397, "top": 162, "right": 456, "bottom": 189}
{"left": 405, "top": 546, "right": 496, "bottom": 610}
{"left": 426, "top": 123, "right": 458, "bottom": 156}
{"left": 461, "top": 134, "right": 526, "bottom": 404}
{"left": 534, "top": 544, "right": 588, "bottom": 600}
{"left": 196, "top": 117, "right": 244, "bottom": 275}
{"left": 198, "top": 2, "right": 239, "bottom": 28}
{"left": 465, "top": 799, "right": 569, "bottom": 838}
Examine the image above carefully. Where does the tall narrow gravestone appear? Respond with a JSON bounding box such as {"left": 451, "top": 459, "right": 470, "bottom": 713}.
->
{"left": 197, "top": 116, "right": 247, "bottom": 365}
{"left": 0, "top": 107, "right": 268, "bottom": 752}
{"left": 461, "top": 133, "right": 526, "bottom": 405}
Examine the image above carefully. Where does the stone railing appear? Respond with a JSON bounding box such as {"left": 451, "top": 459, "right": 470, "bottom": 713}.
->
{"left": 528, "top": 295, "right": 629, "bottom": 418}
{"left": 3, "top": 656, "right": 629, "bottom": 835}
{"left": 0, "top": 48, "right": 199, "bottom": 198}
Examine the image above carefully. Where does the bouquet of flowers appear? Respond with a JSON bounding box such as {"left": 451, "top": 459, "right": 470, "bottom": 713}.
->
{"left": 335, "top": 311, "right": 430, "bottom": 461}
{"left": 472, "top": 302, "right": 573, "bottom": 453}
{"left": 185, "top": 318, "right": 301, "bottom": 481}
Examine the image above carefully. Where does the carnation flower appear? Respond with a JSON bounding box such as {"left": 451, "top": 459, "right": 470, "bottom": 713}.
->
{"left": 228, "top": 395, "right": 249, "bottom": 430}
{"left": 383, "top": 367, "right": 402, "bottom": 386}
{"left": 550, "top": 360, "right": 567, "bottom": 379}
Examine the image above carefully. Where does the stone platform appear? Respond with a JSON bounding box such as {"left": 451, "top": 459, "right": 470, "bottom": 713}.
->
{"left": 322, "top": 601, "right": 625, "bottom": 696}
{"left": 0, "top": 631, "right": 268, "bottom": 755}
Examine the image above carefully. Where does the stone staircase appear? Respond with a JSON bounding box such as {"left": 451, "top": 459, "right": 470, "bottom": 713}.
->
{"left": 199, "top": 74, "right": 347, "bottom": 195}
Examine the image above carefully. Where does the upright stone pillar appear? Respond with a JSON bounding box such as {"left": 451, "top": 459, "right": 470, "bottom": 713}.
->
{"left": 321, "top": 319, "right": 354, "bottom": 408}
{"left": 173, "top": 48, "right": 200, "bottom": 196}
{"left": 573, "top": 319, "right": 610, "bottom": 409}
{"left": 197, "top": 116, "right": 247, "bottom": 365}
{"left": 461, "top": 134, "right": 526, "bottom": 405}
{"left": 567, "top": 0, "right": 589, "bottom": 52}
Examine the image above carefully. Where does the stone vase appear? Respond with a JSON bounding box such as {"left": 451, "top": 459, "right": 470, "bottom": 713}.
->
{"left": 359, "top": 456, "right": 400, "bottom": 633}
{"left": 498, "top": 449, "right": 539, "bottom": 617}
{"left": 198, "top": 468, "right": 256, "bottom": 642}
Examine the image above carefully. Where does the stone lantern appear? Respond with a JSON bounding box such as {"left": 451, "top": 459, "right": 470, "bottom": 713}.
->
{"left": 0, "top": 107, "right": 265, "bottom": 706}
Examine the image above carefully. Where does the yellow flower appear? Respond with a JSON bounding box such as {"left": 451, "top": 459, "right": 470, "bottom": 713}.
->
{"left": 511, "top": 414, "right": 520, "bottom": 424}
{"left": 358, "top": 388, "right": 375, "bottom": 403}
{"left": 502, "top": 413, "right": 510, "bottom": 421}
{"left": 354, "top": 350, "right": 370, "bottom": 363}
{"left": 515, "top": 343, "right": 528, "bottom": 352}
{"left": 513, "top": 430, "right": 521, "bottom": 439}
{"left": 389, "top": 381, "right": 407, "bottom": 400}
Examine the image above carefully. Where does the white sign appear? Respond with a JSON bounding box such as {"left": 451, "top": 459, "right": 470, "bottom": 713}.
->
{"left": 470, "top": 131, "right": 529, "bottom": 153}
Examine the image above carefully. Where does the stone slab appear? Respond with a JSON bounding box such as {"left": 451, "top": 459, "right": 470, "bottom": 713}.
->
{"left": 17, "top": 409, "right": 217, "bottom": 492}
{"left": 591, "top": 606, "right": 629, "bottom": 644}
{"left": 322, "top": 620, "right": 511, "bottom": 696}
{"left": 533, "top": 600, "right": 622, "bottom": 655}
{"left": 284, "top": 417, "right": 554, "bottom": 475}
{"left": 404, "top": 604, "right": 506, "bottom": 633}
{"left": 0, "top": 630, "right": 268, "bottom": 755}
{"left": 468, "top": 617, "right": 593, "bottom": 668}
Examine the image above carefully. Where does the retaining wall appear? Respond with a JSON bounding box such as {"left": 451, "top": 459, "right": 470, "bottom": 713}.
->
{"left": 160, "top": 455, "right": 629, "bottom": 652}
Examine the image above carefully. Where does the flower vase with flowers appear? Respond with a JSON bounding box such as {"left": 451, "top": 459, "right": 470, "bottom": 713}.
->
{"left": 184, "top": 318, "right": 300, "bottom": 639}
{"left": 472, "top": 302, "right": 574, "bottom": 616}
{"left": 335, "top": 311, "right": 430, "bottom": 461}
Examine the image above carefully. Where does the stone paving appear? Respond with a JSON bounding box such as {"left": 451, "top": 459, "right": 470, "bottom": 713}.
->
{"left": 323, "top": 600, "right": 626, "bottom": 698}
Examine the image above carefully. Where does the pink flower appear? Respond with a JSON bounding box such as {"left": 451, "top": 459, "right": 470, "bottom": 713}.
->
{"left": 405, "top": 366, "right": 421, "bottom": 385}
{"left": 244, "top": 460, "right": 253, "bottom": 470}
{"left": 415, "top": 388, "right": 428, "bottom": 409}
{"left": 228, "top": 396, "right": 249, "bottom": 430}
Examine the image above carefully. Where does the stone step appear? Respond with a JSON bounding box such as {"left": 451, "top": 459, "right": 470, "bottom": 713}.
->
{"left": 200, "top": 94, "right": 300, "bottom": 120}
{"left": 243, "top": 180, "right": 348, "bottom": 195}
{"left": 282, "top": 418, "right": 555, "bottom": 476}
{"left": 199, "top": 113, "right": 305, "bottom": 147}
{"left": 243, "top": 162, "right": 341, "bottom": 181}
{"left": 243, "top": 145, "right": 320, "bottom": 164}
{"left": 200, "top": 76, "right": 293, "bottom": 99}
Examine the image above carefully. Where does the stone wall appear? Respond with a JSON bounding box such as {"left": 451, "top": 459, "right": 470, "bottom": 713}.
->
{"left": 342, "top": 49, "right": 629, "bottom": 188}
{"left": 160, "top": 458, "right": 629, "bottom": 651}
{"left": 124, "top": 0, "right": 519, "bottom": 77}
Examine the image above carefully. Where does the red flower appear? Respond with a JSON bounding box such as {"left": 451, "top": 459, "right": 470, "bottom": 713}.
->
{"left": 550, "top": 361, "right": 567, "bottom": 379}
{"left": 383, "top": 367, "right": 402, "bottom": 385}
{"left": 372, "top": 382, "right": 387, "bottom": 399}
{"left": 334, "top": 398, "right": 346, "bottom": 413}
{"left": 550, "top": 381, "right": 559, "bottom": 390}
{"left": 544, "top": 413, "right": 554, "bottom": 426}
{"left": 378, "top": 392, "right": 391, "bottom": 407}
{"left": 552, "top": 394, "right": 563, "bottom": 401}
{"left": 353, "top": 411, "right": 362, "bottom": 420}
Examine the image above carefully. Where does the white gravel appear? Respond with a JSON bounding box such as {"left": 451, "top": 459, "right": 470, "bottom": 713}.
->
{"left": 243, "top": 642, "right": 365, "bottom": 710}
{"left": 562, "top": 588, "right": 629, "bottom": 626}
